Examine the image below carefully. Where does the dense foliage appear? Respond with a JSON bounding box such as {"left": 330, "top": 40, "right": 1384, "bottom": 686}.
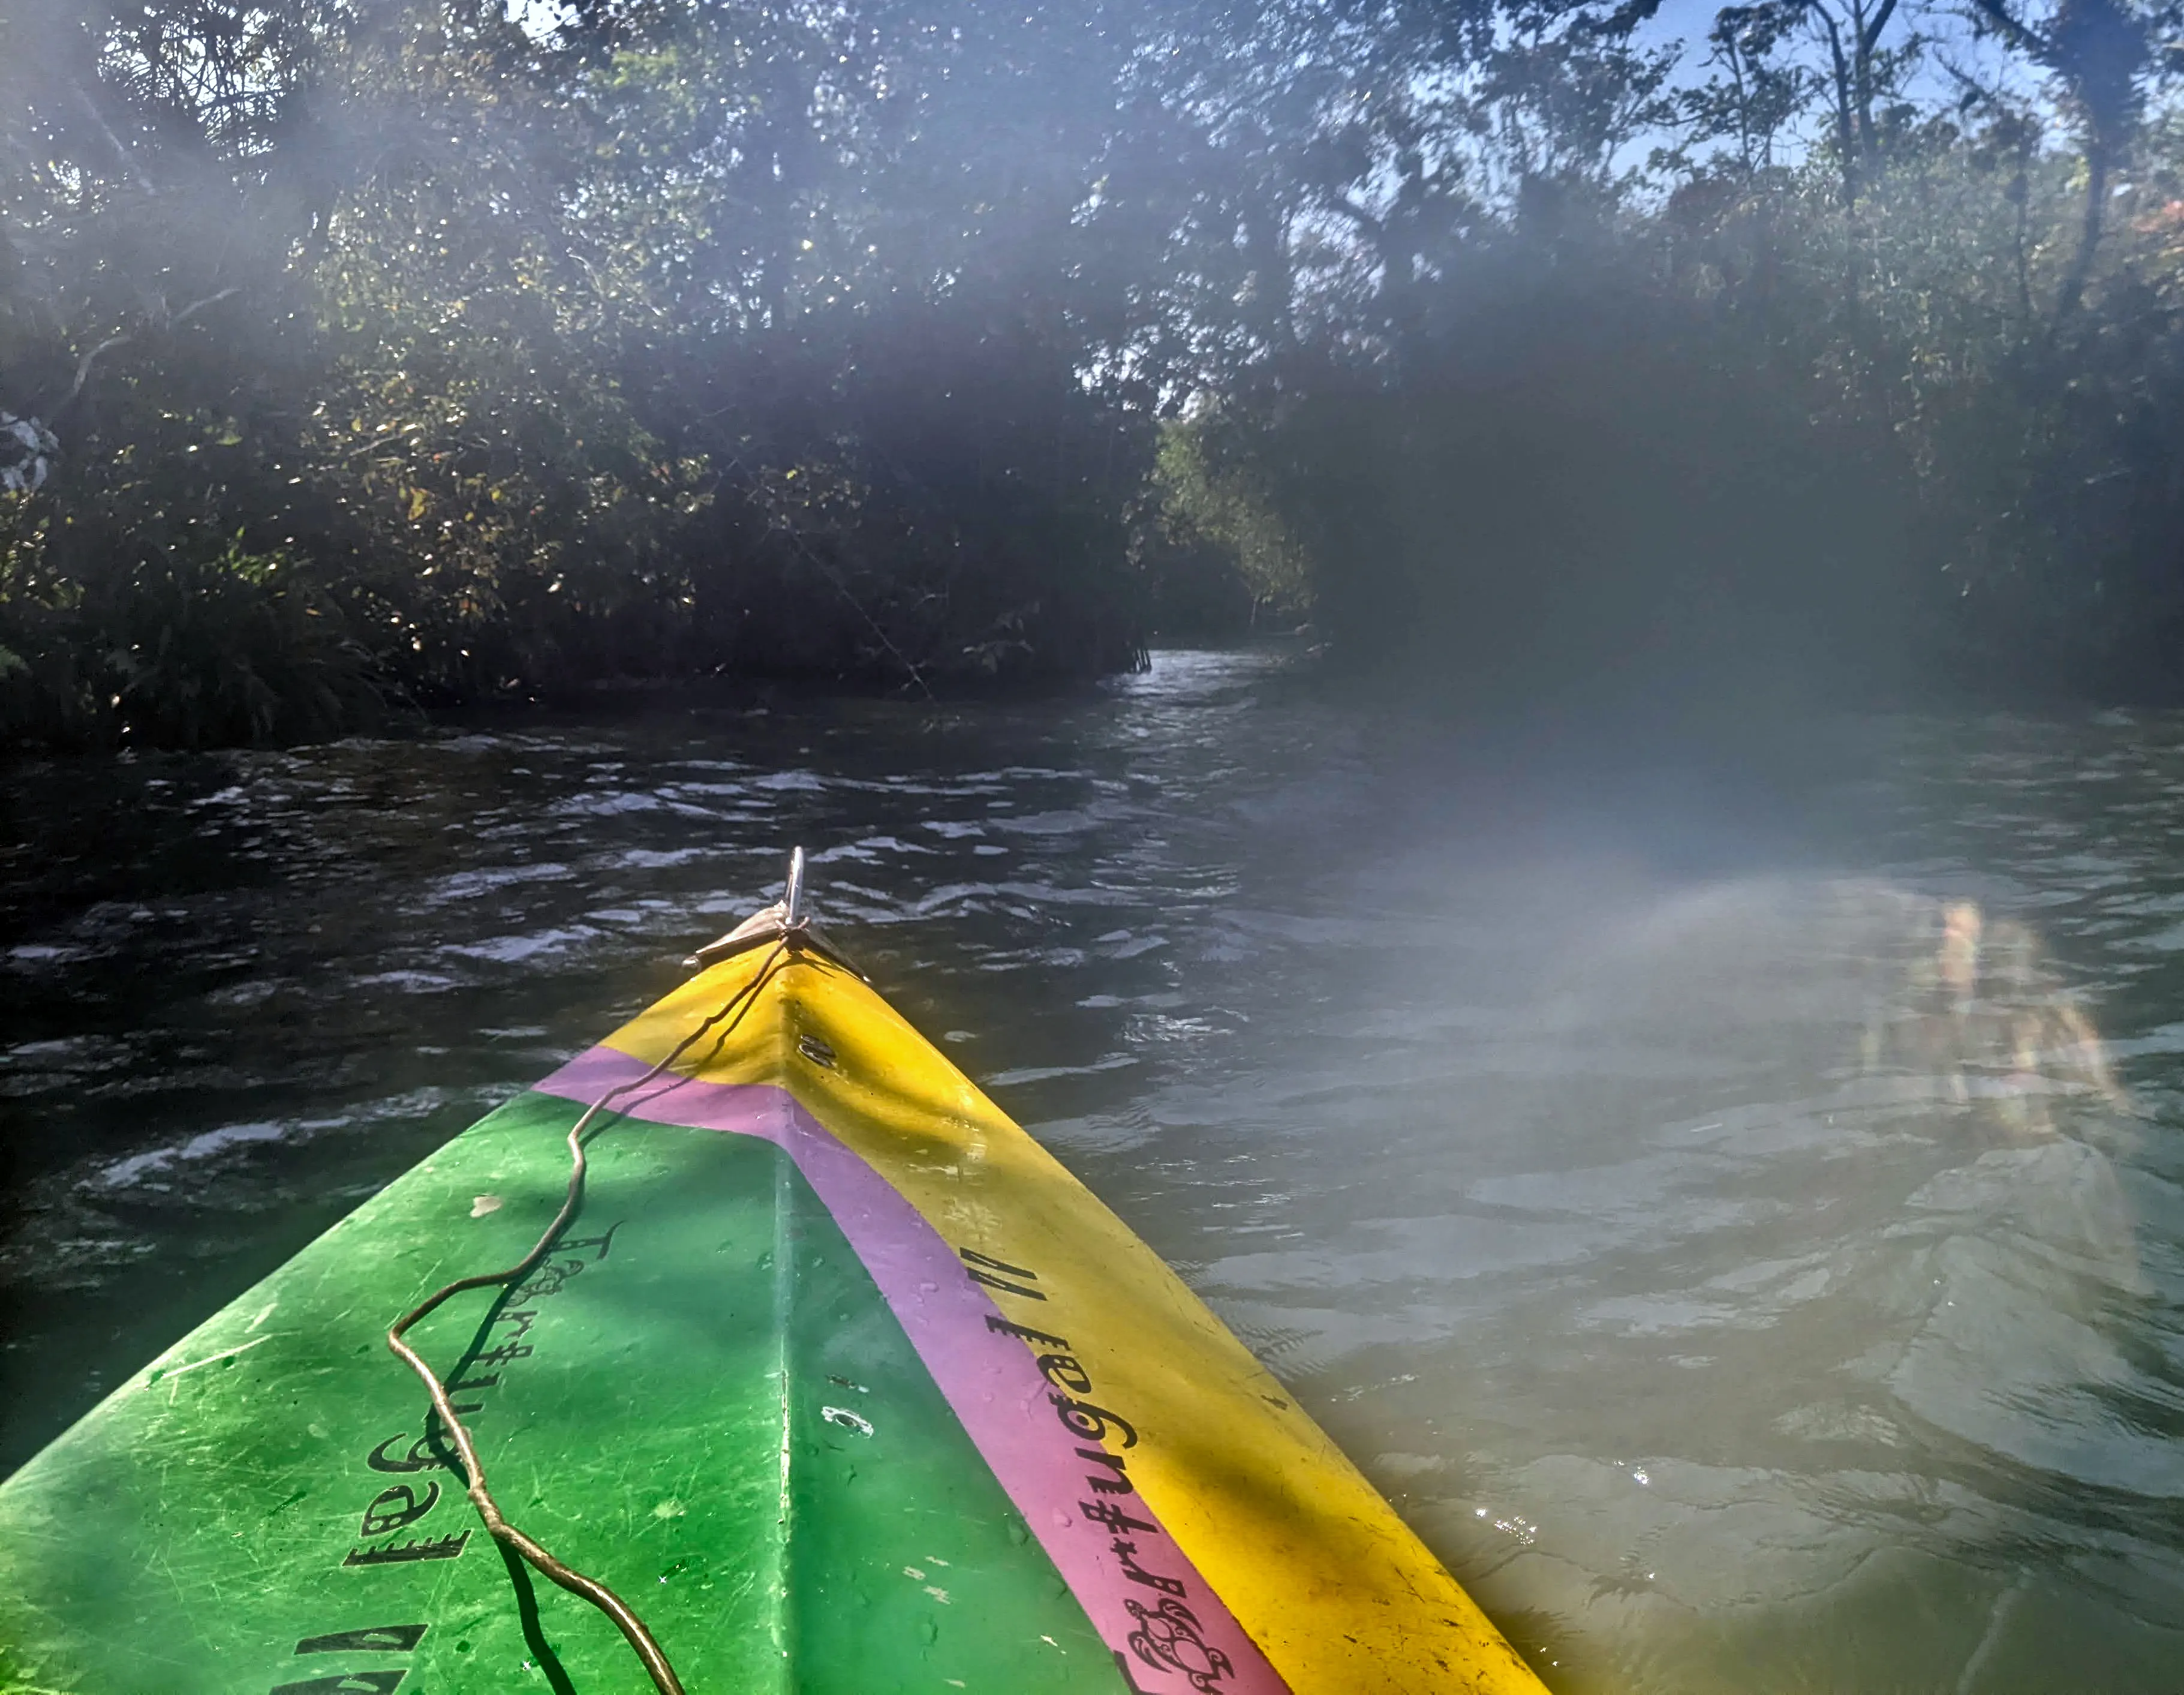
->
{"left": 5, "top": 0, "right": 2184, "bottom": 744}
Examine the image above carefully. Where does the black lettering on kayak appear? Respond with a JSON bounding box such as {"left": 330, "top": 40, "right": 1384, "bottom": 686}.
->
{"left": 1080, "top": 1499, "right": 1159, "bottom": 1537}
{"left": 965, "top": 1266, "right": 1045, "bottom": 1300}
{"left": 365, "top": 1434, "right": 449, "bottom": 1475}
{"left": 959, "top": 1246, "right": 1039, "bottom": 1281}
{"left": 269, "top": 1675, "right": 406, "bottom": 1695}
{"left": 294, "top": 1625, "right": 428, "bottom": 1655}
{"left": 1109, "top": 1538, "right": 1188, "bottom": 1598}
{"left": 556, "top": 1225, "right": 621, "bottom": 1260}
{"left": 358, "top": 1483, "right": 440, "bottom": 1538}
{"left": 508, "top": 1227, "right": 613, "bottom": 1300}
{"left": 959, "top": 1246, "right": 1045, "bottom": 1300}
{"left": 513, "top": 1254, "right": 595, "bottom": 1302}
{"left": 984, "top": 1314, "right": 1071, "bottom": 1350}
{"left": 1078, "top": 1447, "right": 1134, "bottom": 1495}
{"left": 1126, "top": 1597, "right": 1235, "bottom": 1693}
{"left": 1038, "top": 1352, "right": 1094, "bottom": 1395}
{"left": 344, "top": 1239, "right": 613, "bottom": 1567}
{"left": 343, "top": 1531, "right": 471, "bottom": 1567}
{"left": 962, "top": 1238, "right": 1228, "bottom": 1667}
{"left": 1052, "top": 1394, "right": 1138, "bottom": 1448}
{"left": 512, "top": 1264, "right": 576, "bottom": 1302}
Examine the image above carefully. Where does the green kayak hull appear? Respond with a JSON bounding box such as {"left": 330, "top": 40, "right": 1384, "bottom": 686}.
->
{"left": 0, "top": 929, "right": 1547, "bottom": 1694}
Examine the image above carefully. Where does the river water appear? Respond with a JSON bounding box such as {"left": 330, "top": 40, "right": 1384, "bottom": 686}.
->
{"left": 4, "top": 646, "right": 2181, "bottom": 1692}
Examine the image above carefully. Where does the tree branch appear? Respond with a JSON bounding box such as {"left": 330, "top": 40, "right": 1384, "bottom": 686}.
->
{"left": 1968, "top": 0, "right": 2048, "bottom": 63}
{"left": 64, "top": 335, "right": 133, "bottom": 408}
{"left": 169, "top": 285, "right": 240, "bottom": 329}
{"left": 1858, "top": 0, "right": 1899, "bottom": 59}
{"left": 75, "top": 81, "right": 157, "bottom": 197}
{"left": 59, "top": 286, "right": 240, "bottom": 413}
{"left": 1807, "top": 3, "right": 1860, "bottom": 204}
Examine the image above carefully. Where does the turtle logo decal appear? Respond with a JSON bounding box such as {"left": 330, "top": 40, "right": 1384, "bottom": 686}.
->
{"left": 1126, "top": 1596, "right": 1234, "bottom": 1691}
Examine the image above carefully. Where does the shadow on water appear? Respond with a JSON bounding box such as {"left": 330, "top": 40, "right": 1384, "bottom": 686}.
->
{"left": 4, "top": 647, "right": 2183, "bottom": 1690}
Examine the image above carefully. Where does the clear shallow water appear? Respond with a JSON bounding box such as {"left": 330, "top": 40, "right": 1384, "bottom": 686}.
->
{"left": 4, "top": 648, "right": 2182, "bottom": 1692}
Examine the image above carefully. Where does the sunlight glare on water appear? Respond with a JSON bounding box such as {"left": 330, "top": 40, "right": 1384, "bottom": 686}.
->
{"left": 3, "top": 647, "right": 2182, "bottom": 1691}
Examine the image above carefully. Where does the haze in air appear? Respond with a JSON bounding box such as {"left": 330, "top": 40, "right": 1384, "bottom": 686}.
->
{"left": 5, "top": 2, "right": 2184, "bottom": 1693}
{"left": 7, "top": 0, "right": 2184, "bottom": 737}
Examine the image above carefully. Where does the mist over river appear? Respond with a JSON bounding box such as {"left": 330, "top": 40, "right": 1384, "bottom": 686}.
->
{"left": 4, "top": 645, "right": 2182, "bottom": 1693}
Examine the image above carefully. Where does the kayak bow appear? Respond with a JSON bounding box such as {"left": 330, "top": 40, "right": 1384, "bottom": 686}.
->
{"left": 0, "top": 859, "right": 1547, "bottom": 1694}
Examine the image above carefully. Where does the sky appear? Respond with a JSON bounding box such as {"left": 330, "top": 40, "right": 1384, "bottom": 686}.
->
{"left": 1636, "top": 0, "right": 2027, "bottom": 100}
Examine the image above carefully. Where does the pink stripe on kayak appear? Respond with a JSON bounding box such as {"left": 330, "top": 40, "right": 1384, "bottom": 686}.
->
{"left": 536, "top": 1045, "right": 1289, "bottom": 1695}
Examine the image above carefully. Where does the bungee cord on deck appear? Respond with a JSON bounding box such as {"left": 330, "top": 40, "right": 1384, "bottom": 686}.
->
{"left": 384, "top": 937, "right": 796, "bottom": 1695}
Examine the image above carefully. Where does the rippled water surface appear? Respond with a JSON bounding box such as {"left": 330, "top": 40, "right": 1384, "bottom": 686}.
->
{"left": 5, "top": 648, "right": 2183, "bottom": 1692}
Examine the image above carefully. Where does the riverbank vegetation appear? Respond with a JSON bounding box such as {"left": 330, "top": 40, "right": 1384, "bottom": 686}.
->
{"left": 6, "top": 0, "right": 2184, "bottom": 746}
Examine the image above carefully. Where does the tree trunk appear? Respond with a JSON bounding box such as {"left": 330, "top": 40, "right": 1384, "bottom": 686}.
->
{"left": 2053, "top": 139, "right": 2108, "bottom": 326}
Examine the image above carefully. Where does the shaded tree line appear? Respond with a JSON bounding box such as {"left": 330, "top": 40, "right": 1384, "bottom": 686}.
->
{"left": 5, "top": 0, "right": 2184, "bottom": 746}
{"left": 1153, "top": 0, "right": 2184, "bottom": 712}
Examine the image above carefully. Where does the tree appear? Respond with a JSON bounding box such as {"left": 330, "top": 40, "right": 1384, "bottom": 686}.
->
{"left": 1968, "top": 0, "right": 2152, "bottom": 322}
{"left": 1689, "top": 3, "right": 1812, "bottom": 173}
{"left": 1801, "top": 0, "right": 1915, "bottom": 206}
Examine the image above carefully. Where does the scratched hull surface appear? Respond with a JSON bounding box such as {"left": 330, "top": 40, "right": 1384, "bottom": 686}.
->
{"left": 0, "top": 945, "right": 1545, "bottom": 1694}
